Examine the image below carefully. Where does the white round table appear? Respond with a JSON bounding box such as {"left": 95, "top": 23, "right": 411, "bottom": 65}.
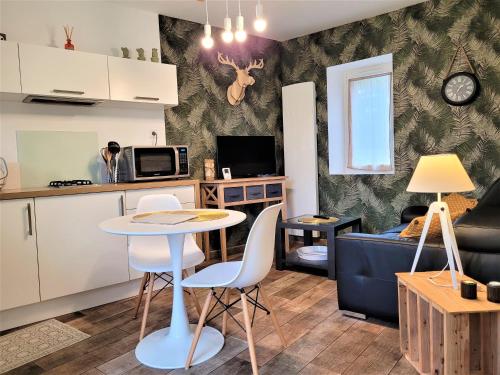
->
{"left": 99, "top": 209, "right": 246, "bottom": 369}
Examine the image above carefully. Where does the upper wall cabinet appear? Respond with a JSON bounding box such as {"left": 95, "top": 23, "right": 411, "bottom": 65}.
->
{"left": 0, "top": 41, "right": 22, "bottom": 94}
{"left": 19, "top": 43, "right": 109, "bottom": 100}
{"left": 108, "top": 56, "right": 178, "bottom": 106}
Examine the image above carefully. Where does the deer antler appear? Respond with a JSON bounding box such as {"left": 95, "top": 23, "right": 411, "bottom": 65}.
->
{"left": 218, "top": 52, "right": 239, "bottom": 70}
{"left": 246, "top": 59, "right": 264, "bottom": 72}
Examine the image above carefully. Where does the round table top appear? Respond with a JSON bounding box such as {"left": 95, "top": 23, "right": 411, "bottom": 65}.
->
{"left": 99, "top": 208, "right": 246, "bottom": 236}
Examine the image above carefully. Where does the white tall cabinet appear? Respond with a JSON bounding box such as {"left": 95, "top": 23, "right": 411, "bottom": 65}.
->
{"left": 282, "top": 82, "right": 319, "bottom": 235}
{"left": 35, "top": 192, "right": 129, "bottom": 300}
{"left": 0, "top": 199, "right": 40, "bottom": 311}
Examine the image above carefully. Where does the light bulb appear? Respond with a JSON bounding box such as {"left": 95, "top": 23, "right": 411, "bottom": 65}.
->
{"left": 254, "top": 18, "right": 267, "bottom": 32}
{"left": 254, "top": 2, "right": 266, "bottom": 32}
{"left": 201, "top": 24, "right": 214, "bottom": 49}
{"left": 235, "top": 30, "right": 247, "bottom": 42}
{"left": 221, "top": 16, "right": 233, "bottom": 43}
{"left": 202, "top": 36, "right": 214, "bottom": 48}
{"left": 235, "top": 15, "right": 247, "bottom": 42}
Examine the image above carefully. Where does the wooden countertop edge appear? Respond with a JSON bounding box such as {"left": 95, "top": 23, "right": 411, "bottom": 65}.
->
{"left": 201, "top": 176, "right": 287, "bottom": 184}
{"left": 0, "top": 179, "right": 200, "bottom": 200}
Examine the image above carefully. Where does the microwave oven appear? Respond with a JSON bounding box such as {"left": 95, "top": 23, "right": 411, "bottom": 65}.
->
{"left": 117, "top": 146, "right": 189, "bottom": 182}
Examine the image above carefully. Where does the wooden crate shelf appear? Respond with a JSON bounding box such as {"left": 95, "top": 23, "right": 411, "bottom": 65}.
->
{"left": 397, "top": 271, "right": 499, "bottom": 375}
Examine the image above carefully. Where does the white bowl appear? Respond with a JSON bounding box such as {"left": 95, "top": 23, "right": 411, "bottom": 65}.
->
{"left": 296, "top": 245, "right": 327, "bottom": 261}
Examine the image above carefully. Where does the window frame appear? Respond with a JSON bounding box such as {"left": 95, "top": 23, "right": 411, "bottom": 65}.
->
{"left": 327, "top": 54, "right": 394, "bottom": 176}
{"left": 343, "top": 63, "right": 394, "bottom": 174}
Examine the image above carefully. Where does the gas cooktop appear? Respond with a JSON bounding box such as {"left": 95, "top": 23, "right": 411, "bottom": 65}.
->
{"left": 48, "top": 180, "right": 93, "bottom": 188}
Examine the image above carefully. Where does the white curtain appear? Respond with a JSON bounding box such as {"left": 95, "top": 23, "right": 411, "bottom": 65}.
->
{"left": 347, "top": 73, "right": 392, "bottom": 172}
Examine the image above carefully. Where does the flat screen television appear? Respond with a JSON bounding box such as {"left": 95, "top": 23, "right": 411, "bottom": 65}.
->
{"left": 216, "top": 136, "right": 277, "bottom": 178}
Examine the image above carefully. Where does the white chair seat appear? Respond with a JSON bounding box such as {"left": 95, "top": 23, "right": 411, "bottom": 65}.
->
{"left": 130, "top": 236, "right": 205, "bottom": 273}
{"left": 181, "top": 261, "right": 242, "bottom": 288}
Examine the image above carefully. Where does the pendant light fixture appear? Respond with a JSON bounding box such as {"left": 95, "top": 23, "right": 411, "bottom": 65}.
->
{"left": 254, "top": 0, "right": 267, "bottom": 32}
{"left": 234, "top": 0, "right": 247, "bottom": 43}
{"left": 201, "top": 0, "right": 214, "bottom": 49}
{"left": 221, "top": 0, "right": 233, "bottom": 43}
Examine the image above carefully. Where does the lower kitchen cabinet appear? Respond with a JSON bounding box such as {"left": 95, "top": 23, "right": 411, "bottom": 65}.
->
{"left": 0, "top": 199, "right": 40, "bottom": 311}
{"left": 35, "top": 192, "right": 129, "bottom": 300}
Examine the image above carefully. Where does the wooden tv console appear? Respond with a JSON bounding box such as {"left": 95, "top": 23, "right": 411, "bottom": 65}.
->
{"left": 200, "top": 176, "right": 288, "bottom": 261}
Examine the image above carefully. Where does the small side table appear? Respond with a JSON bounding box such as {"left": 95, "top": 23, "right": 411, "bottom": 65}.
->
{"left": 275, "top": 215, "right": 361, "bottom": 280}
{"left": 397, "top": 271, "right": 499, "bottom": 375}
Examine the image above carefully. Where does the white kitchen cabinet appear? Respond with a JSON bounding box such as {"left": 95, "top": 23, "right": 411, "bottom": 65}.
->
{"left": 35, "top": 192, "right": 129, "bottom": 301}
{"left": 0, "top": 41, "right": 21, "bottom": 94}
{"left": 108, "top": 56, "right": 178, "bottom": 106}
{"left": 18, "top": 43, "right": 109, "bottom": 100}
{"left": 0, "top": 199, "right": 40, "bottom": 311}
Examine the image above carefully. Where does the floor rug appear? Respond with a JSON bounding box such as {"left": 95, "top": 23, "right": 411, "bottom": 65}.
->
{"left": 0, "top": 319, "right": 90, "bottom": 373}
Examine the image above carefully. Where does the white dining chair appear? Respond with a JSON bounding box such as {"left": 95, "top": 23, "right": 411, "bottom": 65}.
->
{"left": 182, "top": 203, "right": 286, "bottom": 375}
{"left": 130, "top": 194, "right": 205, "bottom": 340}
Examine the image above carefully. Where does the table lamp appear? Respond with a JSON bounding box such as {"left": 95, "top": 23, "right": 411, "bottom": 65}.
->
{"left": 407, "top": 154, "right": 475, "bottom": 289}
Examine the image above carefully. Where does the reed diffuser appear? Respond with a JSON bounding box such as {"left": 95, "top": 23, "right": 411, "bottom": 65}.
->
{"left": 64, "top": 25, "right": 74, "bottom": 50}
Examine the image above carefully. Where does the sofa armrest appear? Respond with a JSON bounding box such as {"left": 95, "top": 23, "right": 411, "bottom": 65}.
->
{"left": 335, "top": 233, "right": 447, "bottom": 321}
{"left": 400, "top": 205, "right": 428, "bottom": 224}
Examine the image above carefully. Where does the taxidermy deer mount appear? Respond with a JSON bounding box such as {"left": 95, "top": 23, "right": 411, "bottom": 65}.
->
{"left": 217, "top": 52, "right": 264, "bottom": 106}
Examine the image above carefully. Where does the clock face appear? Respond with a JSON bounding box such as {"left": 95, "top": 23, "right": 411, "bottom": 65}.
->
{"left": 441, "top": 72, "right": 480, "bottom": 106}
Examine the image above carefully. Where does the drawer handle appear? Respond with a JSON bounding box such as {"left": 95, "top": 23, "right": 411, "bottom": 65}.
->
{"left": 227, "top": 194, "right": 241, "bottom": 199}
{"left": 135, "top": 96, "right": 160, "bottom": 101}
{"left": 53, "top": 89, "right": 85, "bottom": 95}
{"left": 119, "top": 196, "right": 125, "bottom": 216}
{"left": 27, "top": 203, "right": 33, "bottom": 236}
{"left": 249, "top": 192, "right": 261, "bottom": 196}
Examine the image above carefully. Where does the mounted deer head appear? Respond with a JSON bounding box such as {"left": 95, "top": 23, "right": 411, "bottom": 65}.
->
{"left": 217, "top": 52, "right": 264, "bottom": 106}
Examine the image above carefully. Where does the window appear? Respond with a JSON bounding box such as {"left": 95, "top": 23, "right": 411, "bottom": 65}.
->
{"left": 327, "top": 54, "right": 394, "bottom": 175}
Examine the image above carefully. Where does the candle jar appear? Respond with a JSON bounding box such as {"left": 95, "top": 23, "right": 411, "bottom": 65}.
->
{"left": 204, "top": 159, "right": 215, "bottom": 181}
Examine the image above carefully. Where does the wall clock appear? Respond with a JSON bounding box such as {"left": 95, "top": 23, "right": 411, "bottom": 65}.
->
{"left": 441, "top": 42, "right": 480, "bottom": 106}
{"left": 441, "top": 71, "right": 480, "bottom": 106}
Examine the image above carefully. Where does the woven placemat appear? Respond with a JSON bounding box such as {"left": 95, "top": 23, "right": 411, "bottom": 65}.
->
{"left": 132, "top": 210, "right": 229, "bottom": 223}
{"left": 298, "top": 216, "right": 339, "bottom": 224}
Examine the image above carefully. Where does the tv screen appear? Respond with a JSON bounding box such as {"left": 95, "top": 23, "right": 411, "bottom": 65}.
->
{"left": 216, "top": 136, "right": 277, "bottom": 178}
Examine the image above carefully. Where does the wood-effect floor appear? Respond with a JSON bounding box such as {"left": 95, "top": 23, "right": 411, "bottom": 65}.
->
{"left": 4, "top": 268, "right": 418, "bottom": 375}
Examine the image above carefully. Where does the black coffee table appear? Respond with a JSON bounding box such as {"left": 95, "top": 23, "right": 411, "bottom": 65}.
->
{"left": 275, "top": 215, "right": 362, "bottom": 280}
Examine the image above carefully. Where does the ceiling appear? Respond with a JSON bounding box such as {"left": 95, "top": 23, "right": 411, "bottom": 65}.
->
{"left": 122, "top": 0, "right": 427, "bottom": 41}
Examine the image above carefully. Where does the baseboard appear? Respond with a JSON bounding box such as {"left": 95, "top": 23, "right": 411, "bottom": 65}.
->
{"left": 0, "top": 278, "right": 170, "bottom": 331}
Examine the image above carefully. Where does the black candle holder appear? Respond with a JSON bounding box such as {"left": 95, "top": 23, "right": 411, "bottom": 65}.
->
{"left": 460, "top": 280, "right": 477, "bottom": 300}
{"left": 487, "top": 281, "right": 500, "bottom": 303}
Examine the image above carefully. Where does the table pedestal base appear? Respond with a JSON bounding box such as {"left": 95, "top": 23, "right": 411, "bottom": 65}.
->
{"left": 135, "top": 324, "right": 224, "bottom": 369}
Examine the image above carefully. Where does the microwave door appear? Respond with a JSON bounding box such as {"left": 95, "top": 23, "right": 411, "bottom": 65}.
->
{"left": 134, "top": 148, "right": 176, "bottom": 178}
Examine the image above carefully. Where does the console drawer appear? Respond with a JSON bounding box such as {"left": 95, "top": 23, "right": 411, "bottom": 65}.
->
{"left": 246, "top": 185, "right": 264, "bottom": 200}
{"left": 224, "top": 187, "right": 244, "bottom": 203}
{"left": 266, "top": 183, "right": 282, "bottom": 198}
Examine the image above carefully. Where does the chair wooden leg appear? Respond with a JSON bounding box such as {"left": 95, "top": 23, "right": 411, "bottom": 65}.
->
{"left": 241, "top": 292, "right": 259, "bottom": 375}
{"left": 133, "top": 273, "right": 149, "bottom": 319}
{"left": 183, "top": 270, "right": 202, "bottom": 317}
{"left": 185, "top": 290, "right": 213, "bottom": 369}
{"left": 259, "top": 283, "right": 286, "bottom": 348}
{"left": 222, "top": 288, "right": 230, "bottom": 336}
{"left": 139, "top": 272, "right": 155, "bottom": 341}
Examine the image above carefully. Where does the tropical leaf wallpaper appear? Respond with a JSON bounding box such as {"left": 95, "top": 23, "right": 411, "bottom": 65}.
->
{"left": 160, "top": 0, "right": 499, "bottom": 242}
{"left": 159, "top": 16, "right": 283, "bottom": 246}
{"left": 281, "top": 0, "right": 500, "bottom": 233}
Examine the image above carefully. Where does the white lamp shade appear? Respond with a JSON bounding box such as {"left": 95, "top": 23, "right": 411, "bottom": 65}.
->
{"left": 407, "top": 154, "right": 475, "bottom": 193}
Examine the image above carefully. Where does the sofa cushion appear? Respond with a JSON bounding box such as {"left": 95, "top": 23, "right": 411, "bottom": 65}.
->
{"left": 455, "top": 207, "right": 500, "bottom": 254}
{"left": 400, "top": 193, "right": 477, "bottom": 238}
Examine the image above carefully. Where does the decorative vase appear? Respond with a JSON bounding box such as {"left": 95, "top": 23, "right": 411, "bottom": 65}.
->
{"left": 204, "top": 159, "right": 215, "bottom": 181}
{"left": 64, "top": 39, "right": 74, "bottom": 50}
